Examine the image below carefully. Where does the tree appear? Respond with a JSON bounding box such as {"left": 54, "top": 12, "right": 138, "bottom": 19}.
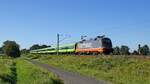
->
{"left": 113, "top": 46, "right": 120, "bottom": 55}
{"left": 138, "top": 44, "right": 141, "bottom": 54}
{"left": 0, "top": 47, "right": 3, "bottom": 54}
{"left": 40, "top": 45, "right": 51, "bottom": 48}
{"left": 29, "top": 44, "right": 40, "bottom": 50}
{"left": 2, "top": 40, "right": 21, "bottom": 58}
{"left": 29, "top": 44, "right": 50, "bottom": 50}
{"left": 132, "top": 50, "right": 139, "bottom": 55}
{"left": 21, "top": 49, "right": 29, "bottom": 54}
{"left": 139, "top": 45, "right": 150, "bottom": 55}
{"left": 120, "top": 45, "right": 130, "bottom": 55}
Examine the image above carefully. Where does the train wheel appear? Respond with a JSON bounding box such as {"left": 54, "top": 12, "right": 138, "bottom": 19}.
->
{"left": 75, "top": 52, "right": 82, "bottom": 55}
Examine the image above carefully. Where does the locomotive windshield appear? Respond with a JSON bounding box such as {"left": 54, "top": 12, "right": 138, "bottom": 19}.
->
{"left": 102, "top": 38, "right": 112, "bottom": 48}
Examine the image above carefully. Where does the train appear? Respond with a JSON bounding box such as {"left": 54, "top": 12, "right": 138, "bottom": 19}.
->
{"left": 30, "top": 35, "right": 113, "bottom": 55}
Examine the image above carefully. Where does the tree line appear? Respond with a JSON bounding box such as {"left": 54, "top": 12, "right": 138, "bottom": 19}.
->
{"left": 0, "top": 40, "right": 150, "bottom": 57}
{"left": 113, "top": 44, "right": 150, "bottom": 55}
{"left": 0, "top": 40, "right": 50, "bottom": 58}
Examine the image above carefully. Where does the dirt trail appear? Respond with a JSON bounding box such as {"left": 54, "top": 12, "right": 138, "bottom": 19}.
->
{"left": 28, "top": 60, "right": 108, "bottom": 84}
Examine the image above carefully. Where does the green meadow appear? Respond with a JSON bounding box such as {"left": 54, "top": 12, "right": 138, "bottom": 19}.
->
{"left": 27, "top": 54, "right": 150, "bottom": 84}
{"left": 0, "top": 56, "right": 63, "bottom": 84}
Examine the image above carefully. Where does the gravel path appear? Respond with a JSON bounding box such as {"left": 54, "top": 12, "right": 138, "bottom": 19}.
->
{"left": 29, "top": 60, "right": 108, "bottom": 84}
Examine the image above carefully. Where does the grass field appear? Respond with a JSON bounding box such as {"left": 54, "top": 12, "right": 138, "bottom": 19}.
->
{"left": 27, "top": 54, "right": 150, "bottom": 84}
{"left": 0, "top": 58, "right": 13, "bottom": 84}
{"left": 0, "top": 56, "right": 63, "bottom": 84}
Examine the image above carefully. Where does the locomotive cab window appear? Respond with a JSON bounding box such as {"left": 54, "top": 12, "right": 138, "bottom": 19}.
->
{"left": 102, "top": 38, "right": 112, "bottom": 48}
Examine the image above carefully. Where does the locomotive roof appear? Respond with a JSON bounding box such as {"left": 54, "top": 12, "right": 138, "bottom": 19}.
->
{"left": 30, "top": 47, "right": 55, "bottom": 51}
{"left": 79, "top": 36, "right": 110, "bottom": 43}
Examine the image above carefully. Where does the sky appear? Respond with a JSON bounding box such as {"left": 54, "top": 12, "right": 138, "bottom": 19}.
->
{"left": 0, "top": 0, "right": 150, "bottom": 50}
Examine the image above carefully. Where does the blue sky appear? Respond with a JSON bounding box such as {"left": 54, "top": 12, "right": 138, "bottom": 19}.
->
{"left": 0, "top": 0, "right": 150, "bottom": 50}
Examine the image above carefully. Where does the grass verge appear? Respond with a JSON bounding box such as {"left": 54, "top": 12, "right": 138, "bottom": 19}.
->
{"left": 0, "top": 56, "right": 63, "bottom": 84}
{"left": 0, "top": 58, "right": 13, "bottom": 84}
{"left": 16, "top": 59, "right": 63, "bottom": 84}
